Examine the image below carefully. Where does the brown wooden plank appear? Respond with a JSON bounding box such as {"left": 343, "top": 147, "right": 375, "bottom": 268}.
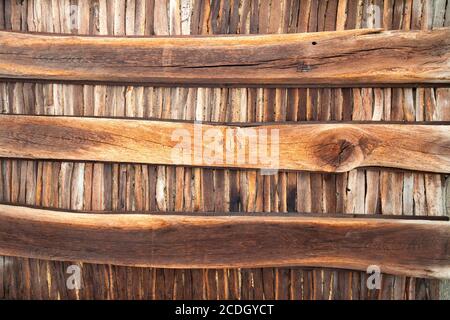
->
{"left": 0, "top": 203, "right": 448, "bottom": 278}
{"left": 0, "top": 28, "right": 449, "bottom": 86}
{"left": 0, "top": 115, "right": 449, "bottom": 173}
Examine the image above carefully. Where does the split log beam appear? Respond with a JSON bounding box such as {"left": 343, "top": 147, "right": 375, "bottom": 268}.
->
{"left": 0, "top": 28, "right": 449, "bottom": 86}
{"left": 0, "top": 204, "right": 449, "bottom": 278}
{"left": 0, "top": 115, "right": 449, "bottom": 173}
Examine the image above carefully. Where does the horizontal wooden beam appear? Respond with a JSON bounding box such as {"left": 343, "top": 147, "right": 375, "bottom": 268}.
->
{"left": 0, "top": 115, "right": 449, "bottom": 173}
{"left": 0, "top": 29, "right": 449, "bottom": 86}
{"left": 0, "top": 204, "right": 449, "bottom": 278}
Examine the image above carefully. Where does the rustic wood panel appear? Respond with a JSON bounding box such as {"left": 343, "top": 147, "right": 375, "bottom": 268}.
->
{"left": 1, "top": 115, "right": 449, "bottom": 173}
{"left": 0, "top": 0, "right": 449, "bottom": 300}
{"left": 0, "top": 28, "right": 449, "bottom": 86}
{"left": 0, "top": 204, "right": 449, "bottom": 278}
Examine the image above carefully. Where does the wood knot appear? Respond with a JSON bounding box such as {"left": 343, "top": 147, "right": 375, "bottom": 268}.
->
{"left": 311, "top": 128, "right": 377, "bottom": 172}
{"left": 297, "top": 62, "right": 312, "bottom": 72}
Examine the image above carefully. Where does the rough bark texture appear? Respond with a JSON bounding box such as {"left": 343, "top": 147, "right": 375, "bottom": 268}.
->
{"left": 0, "top": 204, "right": 449, "bottom": 278}
{"left": 1, "top": 115, "right": 449, "bottom": 173}
{"left": 1, "top": 0, "right": 449, "bottom": 300}
{"left": 0, "top": 28, "right": 449, "bottom": 86}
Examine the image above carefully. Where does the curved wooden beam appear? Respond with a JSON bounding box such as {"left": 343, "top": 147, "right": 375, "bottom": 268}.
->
{"left": 0, "top": 28, "right": 449, "bottom": 86}
{"left": 0, "top": 204, "right": 449, "bottom": 278}
{"left": 0, "top": 115, "right": 449, "bottom": 173}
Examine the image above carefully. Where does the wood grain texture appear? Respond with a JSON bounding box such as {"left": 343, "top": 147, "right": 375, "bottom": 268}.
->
{"left": 0, "top": 204, "right": 449, "bottom": 279}
{"left": 0, "top": 0, "right": 448, "bottom": 301}
{"left": 0, "top": 28, "right": 449, "bottom": 86}
{"left": 0, "top": 115, "right": 449, "bottom": 173}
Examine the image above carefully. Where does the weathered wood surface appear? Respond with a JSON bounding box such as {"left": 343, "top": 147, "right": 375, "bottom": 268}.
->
{"left": 0, "top": 115, "right": 449, "bottom": 173}
{"left": 1, "top": 0, "right": 448, "bottom": 301}
{"left": 0, "top": 204, "right": 449, "bottom": 278}
{"left": 0, "top": 28, "right": 449, "bottom": 86}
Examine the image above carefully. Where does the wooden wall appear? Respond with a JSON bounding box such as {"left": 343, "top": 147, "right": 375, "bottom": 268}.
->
{"left": 0, "top": 0, "right": 449, "bottom": 299}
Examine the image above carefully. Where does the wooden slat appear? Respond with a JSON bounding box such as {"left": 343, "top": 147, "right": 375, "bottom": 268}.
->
{"left": 0, "top": 115, "right": 449, "bottom": 173}
{"left": 0, "top": 204, "right": 448, "bottom": 278}
{"left": 0, "top": 28, "right": 449, "bottom": 86}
